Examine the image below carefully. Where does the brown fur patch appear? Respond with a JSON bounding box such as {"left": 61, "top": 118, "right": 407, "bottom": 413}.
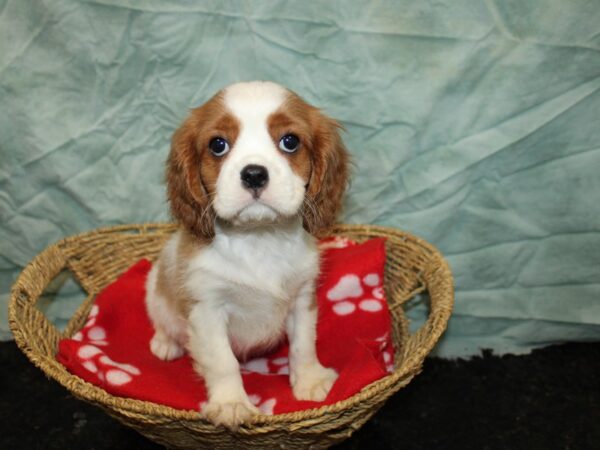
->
{"left": 267, "top": 105, "right": 313, "bottom": 183}
{"left": 155, "top": 231, "right": 208, "bottom": 318}
{"left": 166, "top": 93, "right": 241, "bottom": 239}
{"left": 269, "top": 92, "right": 350, "bottom": 236}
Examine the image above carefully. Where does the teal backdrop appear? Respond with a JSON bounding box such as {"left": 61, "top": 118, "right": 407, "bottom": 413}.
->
{"left": 2, "top": 0, "right": 600, "bottom": 356}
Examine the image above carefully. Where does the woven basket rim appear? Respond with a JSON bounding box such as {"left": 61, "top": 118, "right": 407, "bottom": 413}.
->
{"left": 9, "top": 222, "right": 454, "bottom": 428}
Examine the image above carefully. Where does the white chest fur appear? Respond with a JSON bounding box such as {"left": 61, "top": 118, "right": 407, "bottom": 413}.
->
{"left": 185, "top": 219, "right": 319, "bottom": 356}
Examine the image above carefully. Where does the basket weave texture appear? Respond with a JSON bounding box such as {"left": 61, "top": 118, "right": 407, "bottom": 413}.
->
{"left": 9, "top": 223, "right": 453, "bottom": 449}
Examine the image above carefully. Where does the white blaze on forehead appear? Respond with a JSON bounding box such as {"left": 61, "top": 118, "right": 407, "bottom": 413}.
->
{"left": 214, "top": 81, "right": 306, "bottom": 222}
{"left": 223, "top": 81, "right": 288, "bottom": 123}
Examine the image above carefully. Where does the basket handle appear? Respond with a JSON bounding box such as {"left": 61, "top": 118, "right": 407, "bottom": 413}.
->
{"left": 403, "top": 259, "right": 454, "bottom": 362}
{"left": 8, "top": 243, "right": 70, "bottom": 350}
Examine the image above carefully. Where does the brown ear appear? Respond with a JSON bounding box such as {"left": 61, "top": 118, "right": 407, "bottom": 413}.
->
{"left": 166, "top": 115, "right": 216, "bottom": 240}
{"left": 303, "top": 112, "right": 350, "bottom": 236}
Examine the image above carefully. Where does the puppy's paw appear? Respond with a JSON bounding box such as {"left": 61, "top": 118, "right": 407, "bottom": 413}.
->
{"left": 292, "top": 364, "right": 338, "bottom": 402}
{"left": 150, "top": 331, "right": 184, "bottom": 361}
{"left": 203, "top": 399, "right": 260, "bottom": 429}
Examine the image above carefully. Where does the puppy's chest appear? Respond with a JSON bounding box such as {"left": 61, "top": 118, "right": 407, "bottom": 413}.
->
{"left": 190, "top": 230, "right": 318, "bottom": 303}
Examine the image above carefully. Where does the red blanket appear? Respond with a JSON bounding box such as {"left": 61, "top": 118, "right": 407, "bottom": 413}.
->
{"left": 57, "top": 236, "right": 394, "bottom": 415}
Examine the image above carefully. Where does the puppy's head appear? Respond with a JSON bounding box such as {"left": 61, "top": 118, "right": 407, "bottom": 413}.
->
{"left": 167, "top": 81, "right": 349, "bottom": 239}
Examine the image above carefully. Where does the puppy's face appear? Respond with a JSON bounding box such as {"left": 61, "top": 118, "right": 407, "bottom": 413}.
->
{"left": 167, "top": 81, "right": 348, "bottom": 238}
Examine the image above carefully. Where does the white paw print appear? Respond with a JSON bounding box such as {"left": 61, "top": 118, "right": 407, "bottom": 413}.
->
{"left": 271, "top": 356, "right": 289, "bottom": 375}
{"left": 375, "top": 333, "right": 395, "bottom": 373}
{"left": 77, "top": 344, "right": 141, "bottom": 386}
{"left": 72, "top": 305, "right": 108, "bottom": 346}
{"left": 241, "top": 358, "right": 269, "bottom": 374}
{"left": 248, "top": 394, "right": 277, "bottom": 415}
{"left": 240, "top": 355, "right": 289, "bottom": 375}
{"left": 383, "top": 350, "right": 393, "bottom": 373}
{"left": 72, "top": 304, "right": 140, "bottom": 386}
{"left": 318, "top": 236, "right": 354, "bottom": 250}
{"left": 326, "top": 273, "right": 385, "bottom": 316}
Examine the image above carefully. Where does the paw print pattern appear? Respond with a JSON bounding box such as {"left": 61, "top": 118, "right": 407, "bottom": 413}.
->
{"left": 317, "top": 236, "right": 355, "bottom": 250}
{"left": 241, "top": 356, "right": 289, "bottom": 375}
{"left": 72, "top": 305, "right": 108, "bottom": 346}
{"left": 375, "top": 333, "right": 395, "bottom": 373}
{"left": 73, "top": 305, "right": 140, "bottom": 386}
{"left": 248, "top": 394, "right": 277, "bottom": 415}
{"left": 77, "top": 344, "right": 141, "bottom": 386}
{"left": 326, "top": 273, "right": 385, "bottom": 316}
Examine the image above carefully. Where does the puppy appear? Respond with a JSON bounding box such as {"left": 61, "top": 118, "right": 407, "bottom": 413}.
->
{"left": 145, "top": 81, "right": 349, "bottom": 428}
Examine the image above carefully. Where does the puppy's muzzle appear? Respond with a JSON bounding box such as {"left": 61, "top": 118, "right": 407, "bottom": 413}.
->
{"left": 241, "top": 164, "right": 269, "bottom": 198}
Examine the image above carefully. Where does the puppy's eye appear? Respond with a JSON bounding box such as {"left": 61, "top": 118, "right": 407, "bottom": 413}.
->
{"left": 209, "top": 137, "right": 230, "bottom": 156}
{"left": 278, "top": 134, "right": 300, "bottom": 153}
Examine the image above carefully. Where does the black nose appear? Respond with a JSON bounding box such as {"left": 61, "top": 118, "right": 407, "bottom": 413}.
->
{"left": 240, "top": 164, "right": 269, "bottom": 191}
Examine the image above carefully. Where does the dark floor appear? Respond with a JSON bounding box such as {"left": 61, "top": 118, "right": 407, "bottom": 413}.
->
{"left": 1, "top": 341, "right": 599, "bottom": 450}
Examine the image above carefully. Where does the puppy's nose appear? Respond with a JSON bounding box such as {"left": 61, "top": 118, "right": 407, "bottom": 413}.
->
{"left": 240, "top": 164, "right": 269, "bottom": 192}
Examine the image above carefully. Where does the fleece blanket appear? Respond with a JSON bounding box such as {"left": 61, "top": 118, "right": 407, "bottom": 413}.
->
{"left": 56, "top": 237, "right": 394, "bottom": 414}
{"left": 2, "top": 1, "right": 600, "bottom": 356}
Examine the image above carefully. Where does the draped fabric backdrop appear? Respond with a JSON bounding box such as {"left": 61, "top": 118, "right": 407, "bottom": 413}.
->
{"left": 2, "top": 0, "right": 599, "bottom": 356}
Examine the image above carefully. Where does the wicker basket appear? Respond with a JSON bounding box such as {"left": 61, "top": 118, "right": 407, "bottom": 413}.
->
{"left": 9, "top": 223, "right": 453, "bottom": 449}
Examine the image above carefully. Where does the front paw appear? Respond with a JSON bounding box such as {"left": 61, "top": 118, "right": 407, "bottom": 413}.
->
{"left": 150, "top": 331, "right": 184, "bottom": 361}
{"left": 292, "top": 364, "right": 338, "bottom": 402}
{"left": 203, "top": 399, "right": 260, "bottom": 429}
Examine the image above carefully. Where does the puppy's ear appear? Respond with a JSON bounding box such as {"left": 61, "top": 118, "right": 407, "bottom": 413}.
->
{"left": 303, "top": 112, "right": 350, "bottom": 236}
{"left": 166, "top": 114, "right": 216, "bottom": 240}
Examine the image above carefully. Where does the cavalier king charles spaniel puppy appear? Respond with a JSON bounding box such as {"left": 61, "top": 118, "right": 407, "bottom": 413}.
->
{"left": 145, "top": 81, "right": 349, "bottom": 428}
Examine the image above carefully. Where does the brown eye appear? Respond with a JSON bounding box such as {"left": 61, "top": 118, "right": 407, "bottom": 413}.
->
{"left": 278, "top": 134, "right": 300, "bottom": 153}
{"left": 209, "top": 137, "right": 230, "bottom": 156}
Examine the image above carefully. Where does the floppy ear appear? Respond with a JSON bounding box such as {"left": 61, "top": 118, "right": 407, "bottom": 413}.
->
{"left": 303, "top": 112, "right": 350, "bottom": 236}
{"left": 166, "top": 115, "right": 216, "bottom": 240}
